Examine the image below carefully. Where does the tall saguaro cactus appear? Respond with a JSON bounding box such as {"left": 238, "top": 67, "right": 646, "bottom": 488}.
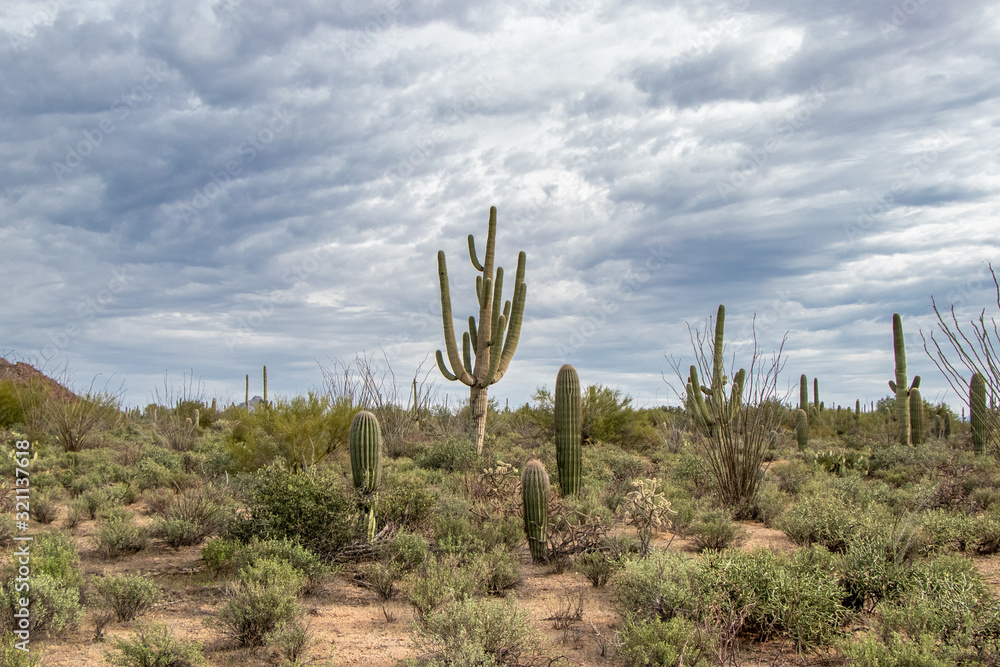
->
{"left": 800, "top": 375, "right": 809, "bottom": 411}
{"left": 686, "top": 305, "right": 745, "bottom": 436}
{"left": 888, "top": 313, "right": 920, "bottom": 446}
{"left": 350, "top": 410, "right": 382, "bottom": 541}
{"left": 972, "top": 372, "right": 987, "bottom": 455}
{"left": 555, "top": 364, "right": 582, "bottom": 496}
{"left": 521, "top": 459, "right": 549, "bottom": 563}
{"left": 813, "top": 378, "right": 820, "bottom": 411}
{"left": 435, "top": 206, "right": 527, "bottom": 455}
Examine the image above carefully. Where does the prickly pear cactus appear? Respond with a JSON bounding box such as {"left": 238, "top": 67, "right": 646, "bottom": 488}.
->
{"left": 555, "top": 364, "right": 582, "bottom": 496}
{"left": 521, "top": 459, "right": 549, "bottom": 563}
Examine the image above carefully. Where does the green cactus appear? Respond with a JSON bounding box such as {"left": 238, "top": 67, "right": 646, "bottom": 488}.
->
{"left": 262, "top": 365, "right": 268, "bottom": 408}
{"left": 855, "top": 399, "right": 861, "bottom": 421}
{"left": 521, "top": 459, "right": 549, "bottom": 563}
{"left": 972, "top": 372, "right": 987, "bottom": 456}
{"left": 245, "top": 374, "right": 249, "bottom": 410}
{"left": 909, "top": 387, "right": 924, "bottom": 445}
{"left": 888, "top": 313, "right": 919, "bottom": 446}
{"left": 800, "top": 374, "right": 809, "bottom": 411}
{"left": 435, "top": 206, "right": 527, "bottom": 455}
{"left": 350, "top": 410, "right": 383, "bottom": 541}
{"left": 555, "top": 364, "right": 582, "bottom": 496}
{"left": 813, "top": 378, "right": 820, "bottom": 411}
{"left": 193, "top": 408, "right": 200, "bottom": 430}
{"left": 933, "top": 414, "right": 943, "bottom": 439}
{"left": 944, "top": 412, "right": 952, "bottom": 439}
{"left": 685, "top": 305, "right": 745, "bottom": 436}
{"left": 796, "top": 408, "right": 809, "bottom": 451}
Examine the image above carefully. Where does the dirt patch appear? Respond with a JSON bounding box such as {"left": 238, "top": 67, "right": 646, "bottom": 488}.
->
{"left": 0, "top": 357, "right": 77, "bottom": 403}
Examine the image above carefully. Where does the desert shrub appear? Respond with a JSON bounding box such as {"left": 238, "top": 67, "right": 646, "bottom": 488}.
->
{"left": 380, "top": 531, "right": 431, "bottom": 571}
{"left": 612, "top": 550, "right": 700, "bottom": 622}
{"left": 839, "top": 518, "right": 918, "bottom": 612}
{"left": 201, "top": 536, "right": 241, "bottom": 577}
{"left": 417, "top": 436, "right": 478, "bottom": 472}
{"left": 360, "top": 562, "right": 401, "bottom": 601}
{"left": 769, "top": 459, "right": 812, "bottom": 494}
{"left": 688, "top": 509, "right": 746, "bottom": 552}
{"left": 29, "top": 491, "right": 59, "bottom": 524}
{"left": 265, "top": 618, "right": 313, "bottom": 665}
{"left": 92, "top": 509, "right": 149, "bottom": 560}
{"left": 0, "top": 515, "right": 14, "bottom": 548}
{"left": 0, "top": 573, "right": 83, "bottom": 637}
{"left": 698, "top": 546, "right": 848, "bottom": 650}
{"left": 104, "top": 621, "right": 205, "bottom": 667}
{"left": 669, "top": 450, "right": 714, "bottom": 497}
{"left": 225, "top": 464, "right": 354, "bottom": 559}
{"left": 1, "top": 630, "right": 43, "bottom": 666}
{"left": 752, "top": 482, "right": 790, "bottom": 528}
{"left": 45, "top": 390, "right": 121, "bottom": 452}
{"left": 415, "top": 595, "right": 535, "bottom": 666}
{"left": 778, "top": 492, "right": 859, "bottom": 552}
{"left": 92, "top": 573, "right": 160, "bottom": 622}
{"left": 574, "top": 550, "right": 621, "bottom": 588}
{"left": 0, "top": 378, "right": 49, "bottom": 434}
{"left": 217, "top": 559, "right": 303, "bottom": 649}
{"left": 617, "top": 615, "right": 714, "bottom": 667}
{"left": 470, "top": 546, "right": 522, "bottom": 596}
{"left": 152, "top": 484, "right": 231, "bottom": 548}
{"left": 840, "top": 632, "right": 956, "bottom": 667}
{"left": 375, "top": 476, "right": 437, "bottom": 529}
{"left": 31, "top": 529, "right": 84, "bottom": 588}
{"left": 231, "top": 538, "right": 331, "bottom": 595}
{"left": 405, "top": 555, "right": 480, "bottom": 617}
{"left": 77, "top": 487, "right": 122, "bottom": 519}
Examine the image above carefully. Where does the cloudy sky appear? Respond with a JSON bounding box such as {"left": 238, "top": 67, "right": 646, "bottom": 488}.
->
{"left": 2, "top": 0, "right": 998, "bottom": 414}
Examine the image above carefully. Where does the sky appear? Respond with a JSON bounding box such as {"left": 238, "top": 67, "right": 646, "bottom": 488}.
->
{"left": 1, "top": 0, "right": 998, "bottom": 414}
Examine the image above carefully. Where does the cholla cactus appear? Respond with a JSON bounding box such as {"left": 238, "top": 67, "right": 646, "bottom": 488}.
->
{"left": 619, "top": 477, "right": 676, "bottom": 555}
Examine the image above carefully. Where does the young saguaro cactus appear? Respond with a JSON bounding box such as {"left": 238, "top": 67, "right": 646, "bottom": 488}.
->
{"left": 435, "top": 206, "right": 527, "bottom": 455}
{"left": 888, "top": 313, "right": 920, "bottom": 446}
{"left": 800, "top": 374, "right": 809, "bottom": 411}
{"left": 796, "top": 408, "right": 809, "bottom": 451}
{"left": 813, "top": 378, "right": 820, "bottom": 411}
{"left": 555, "top": 364, "right": 582, "bottom": 496}
{"left": 909, "top": 387, "right": 924, "bottom": 445}
{"left": 972, "top": 372, "right": 987, "bottom": 456}
{"left": 350, "top": 410, "right": 382, "bottom": 540}
{"left": 686, "top": 305, "right": 745, "bottom": 436}
{"left": 522, "top": 459, "right": 549, "bottom": 563}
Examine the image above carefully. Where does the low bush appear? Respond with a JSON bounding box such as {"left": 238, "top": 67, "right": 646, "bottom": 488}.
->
{"left": 152, "top": 484, "right": 231, "bottom": 548}
{"left": 612, "top": 550, "right": 700, "bottom": 622}
{"left": 92, "top": 509, "right": 149, "bottom": 560}
{"left": 415, "top": 595, "right": 535, "bottom": 666}
{"left": 617, "top": 615, "right": 714, "bottom": 667}
{"left": 216, "top": 559, "right": 303, "bottom": 649}
{"left": 688, "top": 510, "right": 746, "bottom": 552}
{"left": 0, "top": 573, "right": 83, "bottom": 637}
{"left": 92, "top": 573, "right": 161, "bottom": 622}
{"left": 104, "top": 621, "right": 205, "bottom": 667}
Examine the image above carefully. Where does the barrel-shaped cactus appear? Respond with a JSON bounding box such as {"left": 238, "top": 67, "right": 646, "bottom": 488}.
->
{"left": 909, "top": 387, "right": 924, "bottom": 445}
{"left": 522, "top": 459, "right": 549, "bottom": 563}
{"left": 796, "top": 409, "right": 809, "bottom": 451}
{"left": 972, "top": 373, "right": 987, "bottom": 456}
{"left": 350, "top": 410, "right": 382, "bottom": 493}
{"left": 555, "top": 364, "right": 582, "bottom": 496}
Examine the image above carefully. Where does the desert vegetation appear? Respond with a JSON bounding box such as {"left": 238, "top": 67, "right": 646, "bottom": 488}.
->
{"left": 4, "top": 257, "right": 1000, "bottom": 665}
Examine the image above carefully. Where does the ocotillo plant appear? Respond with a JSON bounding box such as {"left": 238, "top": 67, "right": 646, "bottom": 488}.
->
{"left": 435, "top": 206, "right": 527, "bottom": 455}
{"left": 888, "top": 313, "right": 920, "bottom": 446}
{"left": 522, "top": 459, "right": 549, "bottom": 563}
{"left": 555, "top": 364, "right": 582, "bottom": 496}
{"left": 800, "top": 374, "right": 809, "bottom": 411}
{"left": 972, "top": 372, "right": 987, "bottom": 455}
{"left": 350, "top": 410, "right": 382, "bottom": 540}
{"left": 909, "top": 387, "right": 924, "bottom": 445}
{"left": 796, "top": 408, "right": 809, "bottom": 451}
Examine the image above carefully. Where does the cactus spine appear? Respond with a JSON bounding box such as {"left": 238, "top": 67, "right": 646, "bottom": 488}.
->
{"left": 435, "top": 206, "right": 527, "bottom": 455}
{"left": 350, "top": 410, "right": 383, "bottom": 540}
{"left": 909, "top": 387, "right": 923, "bottom": 445}
{"left": 555, "top": 364, "right": 582, "bottom": 496}
{"left": 888, "top": 313, "right": 919, "bottom": 446}
{"left": 972, "top": 372, "right": 987, "bottom": 455}
{"left": 686, "top": 305, "right": 745, "bottom": 436}
{"left": 796, "top": 408, "right": 809, "bottom": 451}
{"left": 522, "top": 459, "right": 549, "bottom": 563}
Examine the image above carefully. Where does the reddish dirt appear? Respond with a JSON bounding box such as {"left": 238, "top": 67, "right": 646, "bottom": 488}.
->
{"left": 0, "top": 358, "right": 76, "bottom": 403}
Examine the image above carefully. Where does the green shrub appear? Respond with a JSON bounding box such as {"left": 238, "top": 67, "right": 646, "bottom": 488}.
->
{"left": 778, "top": 492, "right": 858, "bottom": 552}
{"left": 417, "top": 436, "right": 478, "bottom": 472}
{"left": 92, "top": 573, "right": 160, "bottom": 622}
{"left": 0, "top": 630, "right": 43, "bottom": 666}
{"left": 688, "top": 510, "right": 746, "bottom": 552}
{"left": 225, "top": 464, "right": 354, "bottom": 559}
{"left": 405, "top": 555, "right": 479, "bottom": 617}
{"left": 360, "top": 562, "right": 401, "bottom": 601}
{"left": 471, "top": 546, "right": 522, "bottom": 596}
{"left": 201, "top": 537, "right": 241, "bottom": 577}
{"left": 415, "top": 596, "right": 535, "bottom": 666}
{"left": 617, "top": 615, "right": 714, "bottom": 667}
{"left": 32, "top": 529, "right": 84, "bottom": 589}
{"left": 380, "top": 531, "right": 431, "bottom": 571}
{"left": 574, "top": 550, "right": 621, "bottom": 588}
{"left": 152, "top": 485, "right": 230, "bottom": 548}
{"left": 231, "top": 538, "right": 331, "bottom": 595}
{"left": 29, "top": 491, "right": 60, "bottom": 524}
{"left": 216, "top": 559, "right": 303, "bottom": 649}
{"left": 0, "top": 515, "right": 14, "bottom": 548}
{"left": 104, "top": 621, "right": 205, "bottom": 667}
{"left": 92, "top": 509, "right": 149, "bottom": 560}
{"left": 612, "top": 550, "right": 700, "bottom": 622}
{"left": 840, "top": 632, "right": 956, "bottom": 667}
{"left": 0, "top": 573, "right": 83, "bottom": 637}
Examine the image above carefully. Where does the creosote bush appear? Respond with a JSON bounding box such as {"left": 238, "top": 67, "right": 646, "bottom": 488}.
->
{"left": 92, "top": 573, "right": 161, "bottom": 622}
{"left": 104, "top": 621, "right": 205, "bottom": 667}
